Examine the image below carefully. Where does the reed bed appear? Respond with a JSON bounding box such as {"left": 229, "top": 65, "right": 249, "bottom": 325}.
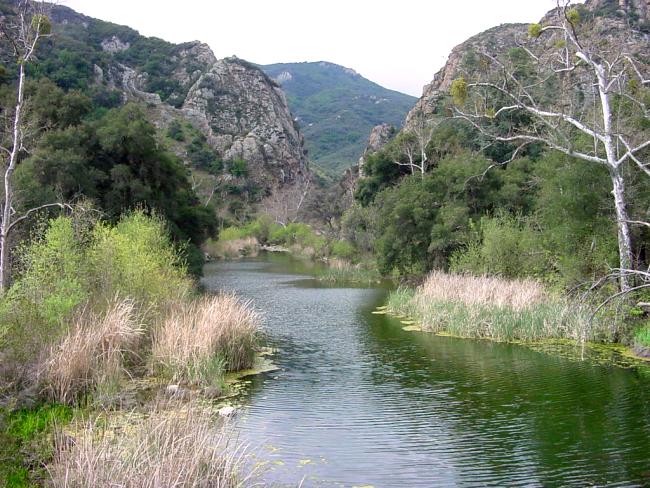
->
{"left": 49, "top": 405, "right": 256, "bottom": 488}
{"left": 204, "top": 237, "right": 260, "bottom": 259}
{"left": 151, "top": 294, "right": 259, "bottom": 386}
{"left": 39, "top": 299, "right": 143, "bottom": 404}
{"left": 319, "top": 260, "right": 381, "bottom": 284}
{"left": 388, "top": 272, "right": 600, "bottom": 342}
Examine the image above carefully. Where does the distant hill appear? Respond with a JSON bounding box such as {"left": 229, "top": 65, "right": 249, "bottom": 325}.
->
{"left": 261, "top": 62, "right": 417, "bottom": 174}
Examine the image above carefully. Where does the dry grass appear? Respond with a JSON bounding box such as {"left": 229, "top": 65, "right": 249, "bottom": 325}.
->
{"left": 151, "top": 294, "right": 259, "bottom": 385}
{"left": 388, "top": 271, "right": 600, "bottom": 342}
{"left": 39, "top": 299, "right": 143, "bottom": 404}
{"left": 204, "top": 237, "right": 260, "bottom": 259}
{"left": 49, "top": 404, "right": 257, "bottom": 488}
{"left": 417, "top": 270, "right": 547, "bottom": 310}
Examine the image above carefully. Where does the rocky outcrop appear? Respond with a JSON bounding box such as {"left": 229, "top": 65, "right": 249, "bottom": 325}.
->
{"left": 358, "top": 123, "right": 395, "bottom": 177}
{"left": 182, "top": 57, "right": 308, "bottom": 187}
{"left": 405, "top": 23, "right": 525, "bottom": 131}
{"left": 43, "top": 4, "right": 310, "bottom": 193}
{"left": 405, "top": 0, "right": 649, "bottom": 132}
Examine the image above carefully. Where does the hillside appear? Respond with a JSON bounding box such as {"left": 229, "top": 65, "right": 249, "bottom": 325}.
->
{"left": 0, "top": 0, "right": 312, "bottom": 228}
{"left": 262, "top": 61, "right": 416, "bottom": 173}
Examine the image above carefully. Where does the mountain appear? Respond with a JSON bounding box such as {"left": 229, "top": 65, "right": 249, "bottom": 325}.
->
{"left": 1, "top": 1, "right": 310, "bottom": 196}
{"left": 261, "top": 61, "right": 416, "bottom": 174}
{"left": 404, "top": 0, "right": 650, "bottom": 132}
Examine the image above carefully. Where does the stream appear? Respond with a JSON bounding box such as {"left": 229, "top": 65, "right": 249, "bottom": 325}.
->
{"left": 201, "top": 254, "right": 650, "bottom": 488}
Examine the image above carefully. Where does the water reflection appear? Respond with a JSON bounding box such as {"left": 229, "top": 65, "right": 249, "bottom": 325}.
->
{"left": 202, "top": 255, "right": 650, "bottom": 487}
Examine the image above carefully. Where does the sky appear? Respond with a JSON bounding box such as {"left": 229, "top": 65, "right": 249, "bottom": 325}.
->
{"left": 59, "top": 0, "right": 566, "bottom": 97}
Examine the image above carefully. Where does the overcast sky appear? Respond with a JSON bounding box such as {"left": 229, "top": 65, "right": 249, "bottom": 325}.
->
{"left": 60, "top": 0, "right": 567, "bottom": 97}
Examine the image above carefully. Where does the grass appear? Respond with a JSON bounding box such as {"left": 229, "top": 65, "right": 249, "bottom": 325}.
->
{"left": 388, "top": 271, "right": 603, "bottom": 343}
{"left": 318, "top": 258, "right": 382, "bottom": 284}
{"left": 0, "top": 404, "right": 73, "bottom": 487}
{"left": 151, "top": 294, "right": 260, "bottom": 386}
{"left": 39, "top": 299, "right": 143, "bottom": 405}
{"left": 634, "top": 322, "right": 650, "bottom": 357}
{"left": 48, "top": 404, "right": 257, "bottom": 488}
{"left": 203, "top": 236, "right": 260, "bottom": 259}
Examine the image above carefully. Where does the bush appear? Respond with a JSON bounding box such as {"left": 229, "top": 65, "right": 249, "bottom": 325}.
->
{"left": 450, "top": 213, "right": 545, "bottom": 279}
{"left": 1, "top": 211, "right": 192, "bottom": 387}
{"left": 87, "top": 212, "right": 191, "bottom": 308}
{"left": 330, "top": 240, "right": 356, "bottom": 260}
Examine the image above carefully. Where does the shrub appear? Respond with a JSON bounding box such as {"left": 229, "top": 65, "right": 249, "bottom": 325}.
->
{"left": 330, "top": 240, "right": 356, "bottom": 260}
{"left": 151, "top": 294, "right": 259, "bottom": 386}
{"left": 87, "top": 212, "right": 191, "bottom": 309}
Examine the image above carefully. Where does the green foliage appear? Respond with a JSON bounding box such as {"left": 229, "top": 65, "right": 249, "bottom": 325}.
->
{"left": 16, "top": 103, "right": 217, "bottom": 274}
{"left": 229, "top": 158, "right": 249, "bottom": 178}
{"left": 2, "top": 217, "right": 88, "bottom": 353}
{"left": 450, "top": 78, "right": 468, "bottom": 106}
{"left": 167, "top": 119, "right": 185, "bottom": 142}
{"left": 1, "top": 212, "right": 191, "bottom": 362}
{"left": 261, "top": 62, "right": 416, "bottom": 173}
{"left": 0, "top": 403, "right": 73, "bottom": 487}
{"left": 566, "top": 8, "right": 581, "bottom": 26}
{"left": 186, "top": 133, "right": 222, "bottom": 173}
{"left": 635, "top": 323, "right": 650, "bottom": 348}
{"left": 529, "top": 23, "right": 543, "bottom": 38}
{"left": 31, "top": 14, "right": 51, "bottom": 36}
{"left": 330, "top": 240, "right": 356, "bottom": 260}
{"left": 7, "top": 404, "right": 72, "bottom": 441}
{"left": 450, "top": 214, "right": 545, "bottom": 279}
{"left": 87, "top": 212, "right": 191, "bottom": 306}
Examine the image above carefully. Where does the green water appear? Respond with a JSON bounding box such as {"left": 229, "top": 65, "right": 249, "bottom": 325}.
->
{"left": 202, "top": 254, "right": 650, "bottom": 487}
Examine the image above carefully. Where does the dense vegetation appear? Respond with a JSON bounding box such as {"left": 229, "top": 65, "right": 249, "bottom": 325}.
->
{"left": 262, "top": 62, "right": 416, "bottom": 173}
{"left": 0, "top": 2, "right": 219, "bottom": 275}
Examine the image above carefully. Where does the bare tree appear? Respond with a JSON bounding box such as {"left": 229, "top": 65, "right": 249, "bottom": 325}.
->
{"left": 262, "top": 177, "right": 312, "bottom": 227}
{"left": 393, "top": 109, "right": 437, "bottom": 176}
{"left": 0, "top": 1, "right": 63, "bottom": 292}
{"left": 453, "top": 1, "right": 650, "bottom": 292}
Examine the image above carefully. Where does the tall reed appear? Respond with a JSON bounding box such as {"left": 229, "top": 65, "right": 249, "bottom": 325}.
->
{"left": 39, "top": 298, "right": 143, "bottom": 404}
{"left": 151, "top": 294, "right": 259, "bottom": 386}
{"left": 388, "top": 271, "right": 601, "bottom": 342}
{"left": 49, "top": 405, "right": 257, "bottom": 488}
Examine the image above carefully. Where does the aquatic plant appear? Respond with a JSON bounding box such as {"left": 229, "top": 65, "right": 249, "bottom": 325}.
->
{"left": 151, "top": 294, "right": 259, "bottom": 386}
{"left": 388, "top": 271, "right": 605, "bottom": 343}
{"left": 48, "top": 405, "right": 256, "bottom": 487}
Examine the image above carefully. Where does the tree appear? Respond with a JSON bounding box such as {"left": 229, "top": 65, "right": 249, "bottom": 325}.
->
{"left": 392, "top": 108, "right": 437, "bottom": 176}
{"left": 453, "top": 1, "right": 650, "bottom": 292}
{"left": 0, "top": 1, "right": 62, "bottom": 292}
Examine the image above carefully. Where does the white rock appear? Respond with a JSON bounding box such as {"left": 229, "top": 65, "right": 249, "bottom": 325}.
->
{"left": 218, "top": 406, "right": 236, "bottom": 417}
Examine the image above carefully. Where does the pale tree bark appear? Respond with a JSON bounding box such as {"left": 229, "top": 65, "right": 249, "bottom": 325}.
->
{"left": 0, "top": 1, "right": 54, "bottom": 292}
{"left": 454, "top": 0, "right": 649, "bottom": 292}
{"left": 393, "top": 109, "right": 437, "bottom": 177}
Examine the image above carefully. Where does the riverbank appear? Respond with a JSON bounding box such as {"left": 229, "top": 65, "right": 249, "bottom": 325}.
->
{"left": 385, "top": 270, "right": 650, "bottom": 363}
{"left": 204, "top": 217, "right": 382, "bottom": 284}
{"left": 0, "top": 212, "right": 266, "bottom": 487}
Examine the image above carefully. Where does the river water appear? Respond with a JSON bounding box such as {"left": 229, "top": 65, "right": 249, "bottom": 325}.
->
{"left": 202, "top": 254, "right": 650, "bottom": 487}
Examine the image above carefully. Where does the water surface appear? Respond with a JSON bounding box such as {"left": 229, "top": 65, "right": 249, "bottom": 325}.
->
{"left": 202, "top": 255, "right": 650, "bottom": 487}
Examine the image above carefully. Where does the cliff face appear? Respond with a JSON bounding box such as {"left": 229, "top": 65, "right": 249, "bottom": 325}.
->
{"left": 182, "top": 57, "right": 308, "bottom": 187}
{"left": 404, "top": 0, "right": 649, "bottom": 132}
{"left": 44, "top": 3, "right": 310, "bottom": 192}
{"left": 404, "top": 23, "right": 526, "bottom": 130}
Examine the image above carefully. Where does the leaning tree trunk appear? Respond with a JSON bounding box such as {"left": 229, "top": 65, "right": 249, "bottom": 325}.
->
{"left": 610, "top": 166, "right": 634, "bottom": 293}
